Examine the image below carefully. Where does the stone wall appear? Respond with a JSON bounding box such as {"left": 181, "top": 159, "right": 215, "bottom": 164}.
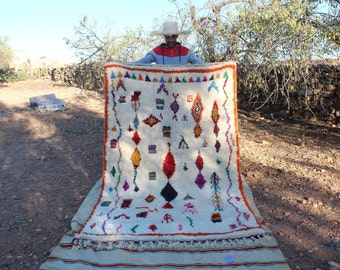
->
{"left": 34, "top": 62, "right": 104, "bottom": 91}
{"left": 237, "top": 61, "right": 340, "bottom": 127}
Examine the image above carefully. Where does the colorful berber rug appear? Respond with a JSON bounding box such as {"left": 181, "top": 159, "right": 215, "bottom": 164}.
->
{"left": 40, "top": 61, "right": 290, "bottom": 269}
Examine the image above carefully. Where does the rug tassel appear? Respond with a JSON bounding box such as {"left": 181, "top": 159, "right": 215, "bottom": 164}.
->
{"left": 71, "top": 234, "right": 269, "bottom": 252}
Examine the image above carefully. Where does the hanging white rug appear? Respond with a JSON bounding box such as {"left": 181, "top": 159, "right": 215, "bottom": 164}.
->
{"left": 72, "top": 61, "right": 267, "bottom": 250}
{"left": 40, "top": 61, "right": 290, "bottom": 269}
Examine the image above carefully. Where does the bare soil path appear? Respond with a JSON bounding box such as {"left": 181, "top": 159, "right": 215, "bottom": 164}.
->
{"left": 0, "top": 80, "right": 339, "bottom": 270}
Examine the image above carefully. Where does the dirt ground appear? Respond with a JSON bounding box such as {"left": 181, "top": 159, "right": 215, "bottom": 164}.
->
{"left": 0, "top": 79, "right": 339, "bottom": 270}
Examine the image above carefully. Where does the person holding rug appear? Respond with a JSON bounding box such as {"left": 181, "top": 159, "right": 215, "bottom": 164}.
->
{"left": 135, "top": 21, "right": 205, "bottom": 65}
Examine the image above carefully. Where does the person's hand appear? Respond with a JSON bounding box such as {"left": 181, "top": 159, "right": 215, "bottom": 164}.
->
{"left": 231, "top": 60, "right": 241, "bottom": 72}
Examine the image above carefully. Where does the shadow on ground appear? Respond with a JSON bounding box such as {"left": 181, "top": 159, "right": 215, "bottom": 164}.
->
{"left": 238, "top": 111, "right": 340, "bottom": 269}
{"left": 0, "top": 97, "right": 104, "bottom": 269}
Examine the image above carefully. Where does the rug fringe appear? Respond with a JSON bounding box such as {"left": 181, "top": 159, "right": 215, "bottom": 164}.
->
{"left": 72, "top": 234, "right": 270, "bottom": 251}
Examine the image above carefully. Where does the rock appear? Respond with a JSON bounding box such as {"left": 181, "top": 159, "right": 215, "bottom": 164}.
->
{"left": 0, "top": 110, "right": 12, "bottom": 116}
{"left": 284, "top": 212, "right": 291, "bottom": 217}
{"left": 329, "top": 261, "right": 340, "bottom": 270}
{"left": 327, "top": 84, "right": 336, "bottom": 91}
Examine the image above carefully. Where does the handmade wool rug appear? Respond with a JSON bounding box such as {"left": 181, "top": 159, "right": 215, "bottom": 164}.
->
{"left": 40, "top": 61, "right": 290, "bottom": 269}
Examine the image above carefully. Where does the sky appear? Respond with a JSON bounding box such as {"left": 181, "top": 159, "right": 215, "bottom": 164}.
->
{"left": 0, "top": 0, "right": 208, "bottom": 63}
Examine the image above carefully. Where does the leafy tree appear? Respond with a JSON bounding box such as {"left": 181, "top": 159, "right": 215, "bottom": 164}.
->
{"left": 306, "top": 0, "right": 340, "bottom": 47}
{"left": 0, "top": 37, "right": 14, "bottom": 72}
{"left": 188, "top": 0, "right": 339, "bottom": 109}
{"left": 64, "top": 16, "right": 155, "bottom": 64}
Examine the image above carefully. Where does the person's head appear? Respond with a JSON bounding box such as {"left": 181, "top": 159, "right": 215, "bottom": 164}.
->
{"left": 164, "top": 34, "right": 178, "bottom": 48}
{"left": 150, "top": 21, "right": 191, "bottom": 48}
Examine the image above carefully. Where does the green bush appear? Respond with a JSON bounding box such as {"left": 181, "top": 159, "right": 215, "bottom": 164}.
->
{"left": 0, "top": 70, "right": 32, "bottom": 82}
